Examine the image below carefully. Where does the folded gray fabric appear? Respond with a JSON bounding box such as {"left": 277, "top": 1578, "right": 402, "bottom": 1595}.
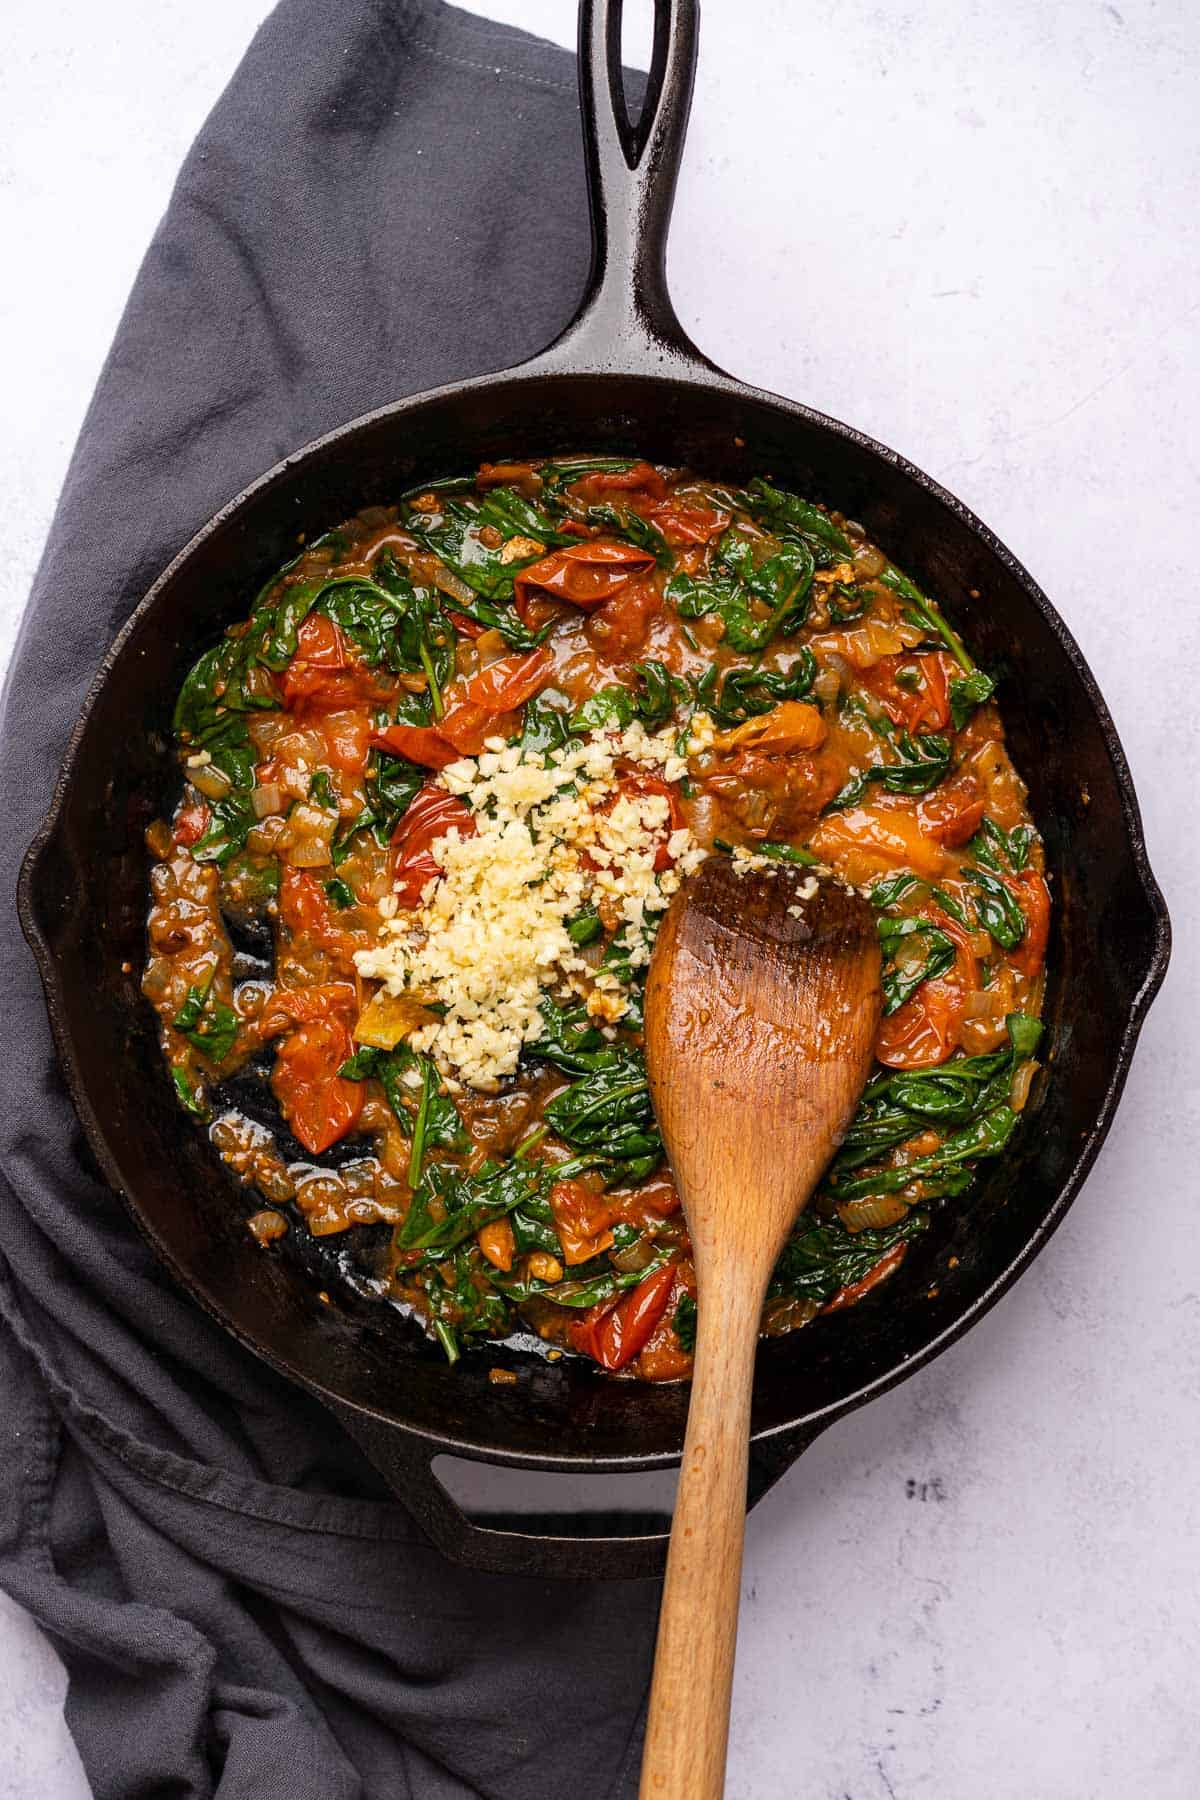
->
{"left": 0, "top": 3, "right": 659, "bottom": 1793}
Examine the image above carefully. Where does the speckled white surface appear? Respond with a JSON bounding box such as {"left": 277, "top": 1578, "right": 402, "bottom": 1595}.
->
{"left": 1, "top": 2, "right": 1196, "bottom": 1796}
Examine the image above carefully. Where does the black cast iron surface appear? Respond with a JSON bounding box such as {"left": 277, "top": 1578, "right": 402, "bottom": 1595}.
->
{"left": 18, "top": 0, "right": 1170, "bottom": 1578}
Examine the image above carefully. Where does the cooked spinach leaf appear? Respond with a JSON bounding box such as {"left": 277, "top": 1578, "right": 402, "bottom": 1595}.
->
{"left": 173, "top": 974, "right": 239, "bottom": 1064}
{"left": 692, "top": 652, "right": 816, "bottom": 727}
{"left": 672, "top": 1292, "right": 697, "bottom": 1352}
{"left": 825, "top": 730, "right": 951, "bottom": 811}
{"left": 542, "top": 1043, "right": 663, "bottom": 1183}
{"left": 520, "top": 695, "right": 572, "bottom": 754}
{"left": 966, "top": 865, "right": 1026, "bottom": 951}
{"left": 171, "top": 1066, "right": 210, "bottom": 1120}
{"left": 949, "top": 669, "right": 997, "bottom": 730}
{"left": 398, "top": 1158, "right": 546, "bottom": 1257}
{"left": 340, "top": 1043, "right": 466, "bottom": 1159}
{"left": 877, "top": 917, "right": 957, "bottom": 1015}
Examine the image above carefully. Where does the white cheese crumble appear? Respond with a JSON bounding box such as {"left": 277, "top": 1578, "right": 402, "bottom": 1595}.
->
{"left": 354, "top": 720, "right": 712, "bottom": 1092}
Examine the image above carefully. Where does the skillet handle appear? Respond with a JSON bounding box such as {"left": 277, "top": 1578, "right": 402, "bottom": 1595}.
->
{"left": 537, "top": 0, "right": 713, "bottom": 375}
{"left": 325, "top": 1396, "right": 819, "bottom": 1581}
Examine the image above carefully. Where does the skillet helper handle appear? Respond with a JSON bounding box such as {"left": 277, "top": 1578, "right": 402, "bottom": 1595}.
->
{"left": 543, "top": 0, "right": 704, "bottom": 370}
{"left": 638, "top": 1281, "right": 762, "bottom": 1799}
{"left": 326, "top": 1397, "right": 673, "bottom": 1580}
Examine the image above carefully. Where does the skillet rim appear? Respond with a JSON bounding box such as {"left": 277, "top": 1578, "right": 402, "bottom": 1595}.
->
{"left": 16, "top": 356, "right": 1172, "bottom": 1474}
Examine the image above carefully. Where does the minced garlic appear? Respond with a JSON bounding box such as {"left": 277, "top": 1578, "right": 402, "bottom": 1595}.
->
{"left": 354, "top": 720, "right": 711, "bottom": 1092}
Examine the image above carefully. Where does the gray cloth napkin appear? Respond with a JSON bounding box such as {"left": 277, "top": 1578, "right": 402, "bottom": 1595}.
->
{"left": 0, "top": 3, "right": 660, "bottom": 1793}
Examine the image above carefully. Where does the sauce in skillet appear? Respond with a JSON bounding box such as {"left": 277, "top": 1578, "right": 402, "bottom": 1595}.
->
{"left": 143, "top": 458, "right": 1047, "bottom": 1379}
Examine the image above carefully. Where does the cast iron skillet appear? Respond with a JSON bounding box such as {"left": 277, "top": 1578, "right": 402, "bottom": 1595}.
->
{"left": 19, "top": 0, "right": 1169, "bottom": 1578}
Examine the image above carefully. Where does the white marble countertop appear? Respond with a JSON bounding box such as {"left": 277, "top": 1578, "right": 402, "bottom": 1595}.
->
{"left": 1, "top": 2, "right": 1196, "bottom": 1795}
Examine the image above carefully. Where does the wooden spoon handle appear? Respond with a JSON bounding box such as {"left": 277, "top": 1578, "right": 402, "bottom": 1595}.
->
{"left": 639, "top": 1283, "right": 763, "bottom": 1799}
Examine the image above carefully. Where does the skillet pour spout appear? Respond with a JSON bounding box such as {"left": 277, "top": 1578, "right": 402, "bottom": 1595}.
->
{"left": 18, "top": 0, "right": 1170, "bottom": 1580}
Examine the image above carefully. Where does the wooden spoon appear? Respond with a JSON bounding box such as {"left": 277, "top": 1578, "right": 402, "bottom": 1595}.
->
{"left": 638, "top": 859, "right": 882, "bottom": 1800}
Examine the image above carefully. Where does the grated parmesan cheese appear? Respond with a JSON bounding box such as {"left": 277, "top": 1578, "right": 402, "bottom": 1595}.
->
{"left": 354, "top": 721, "right": 711, "bottom": 1092}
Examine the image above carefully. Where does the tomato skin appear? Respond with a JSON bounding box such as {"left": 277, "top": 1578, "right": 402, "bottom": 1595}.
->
{"left": 861, "top": 651, "right": 955, "bottom": 735}
{"left": 462, "top": 647, "right": 553, "bottom": 711}
{"left": 281, "top": 613, "right": 390, "bottom": 711}
{"left": 174, "top": 802, "right": 210, "bottom": 846}
{"left": 809, "top": 805, "right": 947, "bottom": 882}
{"left": 567, "top": 461, "right": 666, "bottom": 507}
{"left": 822, "top": 1243, "right": 908, "bottom": 1313}
{"left": 278, "top": 868, "right": 357, "bottom": 966}
{"left": 1009, "top": 869, "right": 1050, "bottom": 977}
{"left": 587, "top": 578, "right": 662, "bottom": 658}
{"left": 447, "top": 610, "right": 485, "bottom": 638}
{"left": 279, "top": 867, "right": 333, "bottom": 939}
{"left": 370, "top": 650, "right": 552, "bottom": 767}
{"left": 918, "top": 772, "right": 985, "bottom": 847}
{"left": 570, "top": 1264, "right": 677, "bottom": 1372}
{"left": 391, "top": 785, "right": 476, "bottom": 907}
{"left": 624, "top": 773, "right": 684, "bottom": 872}
{"left": 514, "top": 540, "right": 655, "bottom": 618}
{"left": 370, "top": 721, "right": 460, "bottom": 769}
{"left": 259, "top": 982, "right": 358, "bottom": 1037}
{"left": 649, "top": 497, "right": 730, "bottom": 546}
{"left": 875, "top": 977, "right": 964, "bottom": 1069}
{"left": 271, "top": 1015, "right": 363, "bottom": 1154}
{"left": 549, "top": 1178, "right": 615, "bottom": 1266}
{"left": 714, "top": 700, "right": 827, "bottom": 756}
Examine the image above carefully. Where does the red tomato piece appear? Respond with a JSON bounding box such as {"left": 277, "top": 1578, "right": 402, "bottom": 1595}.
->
{"left": 875, "top": 903, "right": 979, "bottom": 1070}
{"left": 567, "top": 461, "right": 667, "bottom": 507}
{"left": 433, "top": 701, "right": 497, "bottom": 758}
{"left": 370, "top": 720, "right": 460, "bottom": 770}
{"left": 822, "top": 1243, "right": 908, "bottom": 1313}
{"left": 917, "top": 772, "right": 986, "bottom": 847}
{"left": 649, "top": 497, "right": 730, "bottom": 546}
{"left": 270, "top": 1015, "right": 363, "bottom": 1155}
{"left": 874, "top": 971, "right": 968, "bottom": 1069}
{"left": 174, "top": 802, "right": 210, "bottom": 847}
{"left": 447, "top": 610, "right": 485, "bottom": 638}
{"left": 278, "top": 868, "right": 357, "bottom": 965}
{"left": 1009, "top": 869, "right": 1050, "bottom": 978}
{"left": 462, "top": 647, "right": 553, "bottom": 711}
{"left": 282, "top": 613, "right": 390, "bottom": 710}
{"left": 588, "top": 578, "right": 662, "bottom": 658}
{"left": 570, "top": 1264, "right": 677, "bottom": 1372}
{"left": 513, "top": 540, "right": 655, "bottom": 618}
{"left": 391, "top": 785, "right": 477, "bottom": 907}
{"left": 259, "top": 982, "right": 358, "bottom": 1038}
{"left": 860, "top": 652, "right": 955, "bottom": 735}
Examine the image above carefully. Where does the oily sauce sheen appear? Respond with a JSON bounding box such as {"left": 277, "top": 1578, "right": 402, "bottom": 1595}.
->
{"left": 143, "top": 458, "right": 1048, "bottom": 1380}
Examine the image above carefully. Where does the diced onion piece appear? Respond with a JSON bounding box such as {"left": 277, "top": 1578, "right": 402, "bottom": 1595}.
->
{"left": 427, "top": 563, "right": 475, "bottom": 605}
{"left": 1010, "top": 1059, "right": 1039, "bottom": 1112}
{"left": 285, "top": 803, "right": 336, "bottom": 868}
{"left": 837, "top": 1195, "right": 911, "bottom": 1233}
{"left": 251, "top": 783, "right": 284, "bottom": 818}
{"left": 964, "top": 988, "right": 1004, "bottom": 1021}
{"left": 281, "top": 764, "right": 312, "bottom": 800}
{"left": 812, "top": 667, "right": 841, "bottom": 707}
{"left": 866, "top": 619, "right": 906, "bottom": 658}
{"left": 246, "top": 815, "right": 289, "bottom": 855}
{"left": 145, "top": 819, "right": 174, "bottom": 860}
{"left": 191, "top": 764, "right": 232, "bottom": 801}
{"left": 474, "top": 628, "right": 510, "bottom": 666}
{"left": 287, "top": 838, "right": 333, "bottom": 868}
